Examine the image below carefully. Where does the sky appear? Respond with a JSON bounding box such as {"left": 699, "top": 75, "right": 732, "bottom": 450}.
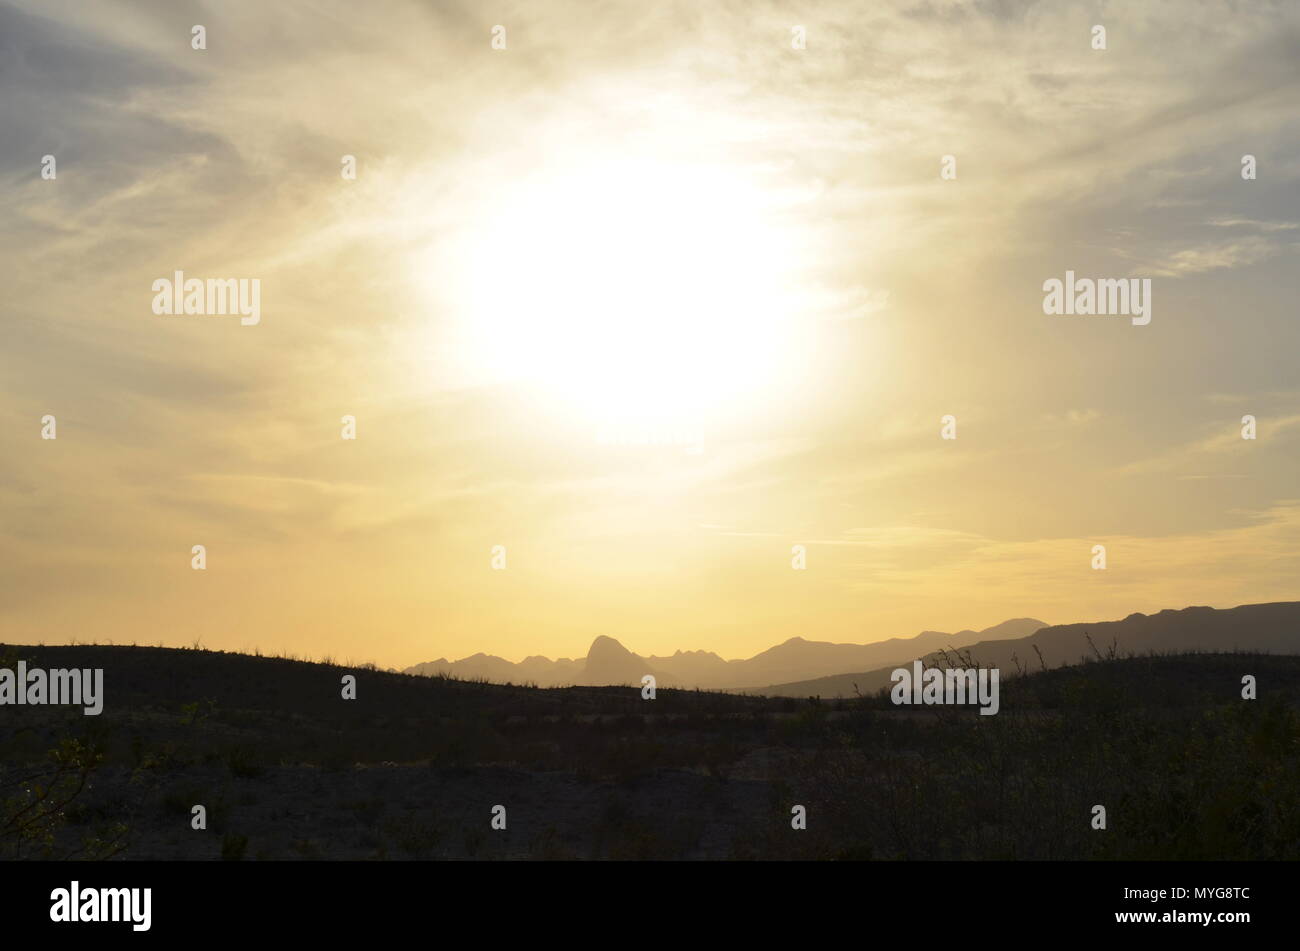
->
{"left": 2, "top": 0, "right": 1298, "bottom": 669}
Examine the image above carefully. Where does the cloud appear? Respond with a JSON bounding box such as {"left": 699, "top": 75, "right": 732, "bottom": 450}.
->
{"left": 1116, "top": 413, "right": 1300, "bottom": 475}
{"left": 1135, "top": 236, "right": 1293, "bottom": 277}
{"left": 2, "top": 0, "right": 1299, "bottom": 664}
{"left": 841, "top": 502, "right": 1300, "bottom": 624}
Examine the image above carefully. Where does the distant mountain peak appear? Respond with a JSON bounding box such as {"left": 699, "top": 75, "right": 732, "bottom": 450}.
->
{"left": 581, "top": 634, "right": 667, "bottom": 686}
{"left": 588, "top": 634, "right": 631, "bottom": 655}
{"left": 404, "top": 617, "right": 1050, "bottom": 690}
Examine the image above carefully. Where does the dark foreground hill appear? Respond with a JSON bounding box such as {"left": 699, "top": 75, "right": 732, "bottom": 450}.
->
{"left": 2, "top": 643, "right": 1298, "bottom": 860}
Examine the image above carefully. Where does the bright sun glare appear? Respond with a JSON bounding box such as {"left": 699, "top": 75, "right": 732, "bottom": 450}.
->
{"left": 444, "top": 157, "right": 808, "bottom": 430}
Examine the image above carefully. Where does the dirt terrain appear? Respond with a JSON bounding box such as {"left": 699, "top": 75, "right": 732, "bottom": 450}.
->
{"left": 3, "top": 644, "right": 1299, "bottom": 860}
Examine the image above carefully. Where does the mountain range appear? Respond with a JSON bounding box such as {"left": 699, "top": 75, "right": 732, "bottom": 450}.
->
{"left": 404, "top": 618, "right": 1047, "bottom": 689}
{"left": 405, "top": 602, "right": 1300, "bottom": 693}
{"left": 755, "top": 601, "right": 1300, "bottom": 697}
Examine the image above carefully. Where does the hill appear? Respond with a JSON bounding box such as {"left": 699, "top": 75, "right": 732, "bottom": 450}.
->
{"left": 2, "top": 640, "right": 1299, "bottom": 860}
{"left": 4, "top": 641, "right": 1300, "bottom": 860}
{"left": 402, "top": 617, "right": 1047, "bottom": 689}
{"left": 754, "top": 601, "right": 1300, "bottom": 697}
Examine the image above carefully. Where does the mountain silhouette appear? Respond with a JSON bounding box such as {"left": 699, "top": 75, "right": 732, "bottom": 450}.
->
{"left": 754, "top": 601, "right": 1300, "bottom": 697}
{"left": 403, "top": 618, "right": 1046, "bottom": 688}
{"left": 578, "top": 635, "right": 675, "bottom": 686}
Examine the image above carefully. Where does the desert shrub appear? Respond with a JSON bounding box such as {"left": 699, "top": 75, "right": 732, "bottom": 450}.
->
{"left": 1, "top": 737, "right": 127, "bottom": 860}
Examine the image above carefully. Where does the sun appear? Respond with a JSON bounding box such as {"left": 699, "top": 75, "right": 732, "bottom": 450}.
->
{"left": 439, "top": 155, "right": 809, "bottom": 433}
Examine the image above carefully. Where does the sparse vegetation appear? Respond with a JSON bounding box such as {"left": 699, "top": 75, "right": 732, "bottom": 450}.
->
{"left": 221, "top": 832, "right": 248, "bottom": 861}
{"left": 1, "top": 642, "right": 1297, "bottom": 859}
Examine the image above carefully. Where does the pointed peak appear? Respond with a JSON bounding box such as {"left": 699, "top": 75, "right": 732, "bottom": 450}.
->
{"left": 587, "top": 635, "right": 633, "bottom": 657}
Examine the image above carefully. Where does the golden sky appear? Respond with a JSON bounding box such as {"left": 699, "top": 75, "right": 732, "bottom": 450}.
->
{"left": 2, "top": 0, "right": 1299, "bottom": 668}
